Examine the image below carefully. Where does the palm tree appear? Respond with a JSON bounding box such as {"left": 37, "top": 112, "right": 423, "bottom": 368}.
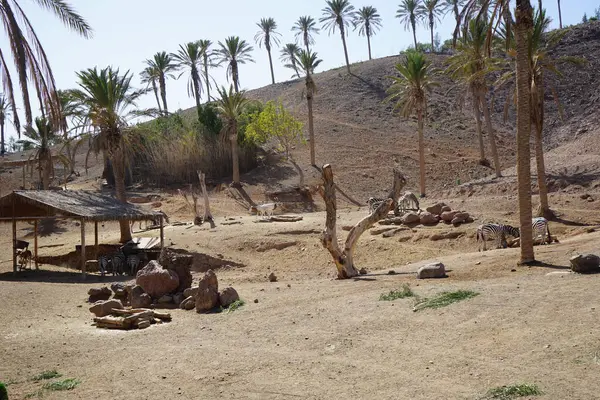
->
{"left": 557, "top": 0, "right": 562, "bottom": 28}
{"left": 140, "top": 66, "right": 162, "bottom": 113}
{"left": 353, "top": 6, "right": 383, "bottom": 60}
{"left": 18, "top": 117, "right": 58, "bottom": 189}
{"left": 320, "top": 0, "right": 356, "bottom": 73}
{"left": 255, "top": 18, "right": 282, "bottom": 85}
{"left": 280, "top": 43, "right": 302, "bottom": 78}
{"left": 172, "top": 41, "right": 204, "bottom": 118}
{"left": 199, "top": 40, "right": 218, "bottom": 101}
{"left": 296, "top": 50, "right": 323, "bottom": 166}
{"left": 215, "top": 85, "right": 249, "bottom": 186}
{"left": 218, "top": 36, "right": 255, "bottom": 93}
{"left": 71, "top": 67, "right": 146, "bottom": 243}
{"left": 444, "top": 0, "right": 466, "bottom": 40}
{"left": 0, "top": 1, "right": 91, "bottom": 134}
{"left": 0, "top": 96, "right": 12, "bottom": 155}
{"left": 145, "top": 52, "right": 175, "bottom": 114}
{"left": 421, "top": 0, "right": 444, "bottom": 52}
{"left": 387, "top": 51, "right": 438, "bottom": 197}
{"left": 292, "top": 16, "right": 320, "bottom": 52}
{"left": 397, "top": 0, "right": 424, "bottom": 50}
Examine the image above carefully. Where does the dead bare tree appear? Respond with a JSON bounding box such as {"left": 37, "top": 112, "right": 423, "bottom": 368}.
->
{"left": 320, "top": 164, "right": 407, "bottom": 279}
{"left": 178, "top": 185, "right": 202, "bottom": 225}
{"left": 197, "top": 170, "right": 215, "bottom": 228}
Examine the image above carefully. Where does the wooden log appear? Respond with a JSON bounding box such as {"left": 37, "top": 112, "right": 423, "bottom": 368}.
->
{"left": 123, "top": 310, "right": 154, "bottom": 324}
{"left": 270, "top": 215, "right": 303, "bottom": 222}
{"left": 387, "top": 168, "right": 408, "bottom": 216}
{"left": 198, "top": 170, "right": 215, "bottom": 228}
{"left": 111, "top": 308, "right": 171, "bottom": 321}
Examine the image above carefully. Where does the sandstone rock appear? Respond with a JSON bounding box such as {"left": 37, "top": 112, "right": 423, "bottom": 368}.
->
{"left": 402, "top": 212, "right": 420, "bottom": 225}
{"left": 173, "top": 292, "right": 185, "bottom": 306}
{"left": 219, "top": 287, "right": 240, "bottom": 307}
{"left": 137, "top": 320, "right": 151, "bottom": 329}
{"left": 440, "top": 211, "right": 458, "bottom": 222}
{"left": 88, "top": 287, "right": 111, "bottom": 303}
{"left": 89, "top": 299, "right": 123, "bottom": 317}
{"left": 416, "top": 262, "right": 447, "bottom": 279}
{"left": 453, "top": 212, "right": 470, "bottom": 222}
{"left": 158, "top": 248, "right": 193, "bottom": 292}
{"left": 441, "top": 205, "right": 452, "bottom": 213}
{"left": 183, "top": 287, "right": 198, "bottom": 299}
{"left": 157, "top": 295, "right": 173, "bottom": 304}
{"left": 200, "top": 270, "right": 219, "bottom": 292}
{"left": 570, "top": 254, "right": 600, "bottom": 274}
{"left": 426, "top": 202, "right": 447, "bottom": 216}
{"left": 359, "top": 268, "right": 368, "bottom": 275}
{"left": 180, "top": 296, "right": 195, "bottom": 310}
{"left": 268, "top": 272, "right": 278, "bottom": 282}
{"left": 195, "top": 270, "right": 219, "bottom": 313}
{"left": 430, "top": 231, "right": 464, "bottom": 241}
{"left": 130, "top": 285, "right": 152, "bottom": 308}
{"left": 136, "top": 260, "right": 180, "bottom": 298}
{"left": 419, "top": 212, "right": 439, "bottom": 225}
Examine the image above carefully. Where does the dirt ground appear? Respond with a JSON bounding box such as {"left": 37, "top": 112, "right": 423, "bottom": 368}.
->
{"left": 1, "top": 188, "right": 600, "bottom": 400}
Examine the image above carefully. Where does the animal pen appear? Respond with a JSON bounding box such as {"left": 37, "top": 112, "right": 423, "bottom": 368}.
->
{"left": 0, "top": 190, "right": 164, "bottom": 278}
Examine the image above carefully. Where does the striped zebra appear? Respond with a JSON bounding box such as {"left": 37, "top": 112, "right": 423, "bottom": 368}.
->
{"left": 367, "top": 197, "right": 389, "bottom": 214}
{"left": 397, "top": 191, "right": 420, "bottom": 214}
{"left": 476, "top": 223, "right": 520, "bottom": 251}
{"left": 126, "top": 254, "right": 141, "bottom": 276}
{"left": 98, "top": 255, "right": 111, "bottom": 277}
{"left": 532, "top": 217, "right": 552, "bottom": 245}
{"left": 111, "top": 251, "right": 126, "bottom": 276}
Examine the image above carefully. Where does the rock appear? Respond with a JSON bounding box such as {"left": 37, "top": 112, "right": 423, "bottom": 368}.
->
{"left": 183, "top": 287, "right": 198, "bottom": 299}
{"left": 137, "top": 320, "right": 151, "bottom": 329}
{"left": 419, "top": 212, "right": 439, "bottom": 225}
{"left": 173, "top": 292, "right": 185, "bottom": 306}
{"left": 158, "top": 248, "right": 193, "bottom": 292}
{"left": 180, "top": 296, "right": 195, "bottom": 310}
{"left": 430, "top": 231, "right": 464, "bottom": 241}
{"left": 416, "top": 262, "right": 447, "bottom": 279}
{"left": 452, "top": 212, "right": 470, "bottom": 224}
{"left": 268, "top": 272, "right": 278, "bottom": 282}
{"left": 157, "top": 295, "right": 173, "bottom": 304}
{"left": 200, "top": 270, "right": 219, "bottom": 292}
{"left": 570, "top": 254, "right": 600, "bottom": 274}
{"left": 359, "top": 268, "right": 368, "bottom": 275}
{"left": 580, "top": 193, "right": 591, "bottom": 199}
{"left": 89, "top": 299, "right": 123, "bottom": 317}
{"left": 588, "top": 197, "right": 595, "bottom": 202}
{"left": 219, "top": 287, "right": 240, "bottom": 307}
{"left": 254, "top": 299, "right": 259, "bottom": 303}
{"left": 402, "top": 212, "right": 420, "bottom": 224}
{"left": 195, "top": 270, "right": 219, "bottom": 313}
{"left": 130, "top": 285, "right": 152, "bottom": 308}
{"left": 88, "top": 287, "right": 112, "bottom": 303}
{"left": 440, "top": 211, "right": 458, "bottom": 222}
{"left": 441, "top": 205, "right": 452, "bottom": 212}
{"left": 135, "top": 260, "right": 180, "bottom": 298}
{"left": 425, "top": 202, "right": 446, "bottom": 216}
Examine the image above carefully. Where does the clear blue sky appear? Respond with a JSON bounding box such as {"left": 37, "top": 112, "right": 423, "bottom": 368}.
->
{"left": 7, "top": 0, "right": 596, "bottom": 141}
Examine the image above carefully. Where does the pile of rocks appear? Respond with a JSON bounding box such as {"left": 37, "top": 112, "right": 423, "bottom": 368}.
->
{"left": 383, "top": 202, "right": 474, "bottom": 227}
{"left": 179, "top": 270, "right": 240, "bottom": 313}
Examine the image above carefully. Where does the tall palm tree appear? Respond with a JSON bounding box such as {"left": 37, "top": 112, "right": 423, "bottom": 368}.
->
{"left": 296, "top": 50, "right": 323, "bottom": 166}
{"left": 421, "top": 0, "right": 444, "bottom": 52}
{"left": 387, "top": 51, "right": 438, "bottom": 197}
{"left": 397, "top": 0, "right": 424, "bottom": 50}
{"left": 0, "top": 1, "right": 91, "bottom": 134}
{"left": 199, "top": 40, "right": 218, "bottom": 101}
{"left": 444, "top": 0, "right": 466, "bottom": 40}
{"left": 140, "top": 66, "right": 162, "bottom": 113}
{"left": 557, "top": 0, "right": 562, "bottom": 28}
{"left": 280, "top": 43, "right": 302, "bottom": 78}
{"left": 145, "top": 52, "right": 175, "bottom": 114}
{"left": 292, "top": 16, "right": 320, "bottom": 52}
{"left": 18, "top": 117, "right": 58, "bottom": 189}
{"left": 0, "top": 95, "right": 12, "bottom": 155}
{"left": 172, "top": 41, "right": 204, "bottom": 118}
{"left": 218, "top": 36, "right": 255, "bottom": 93}
{"left": 320, "top": 0, "right": 356, "bottom": 73}
{"left": 353, "top": 6, "right": 383, "bottom": 60}
{"left": 215, "top": 85, "right": 249, "bottom": 186}
{"left": 71, "top": 67, "right": 146, "bottom": 243}
{"left": 255, "top": 18, "right": 282, "bottom": 85}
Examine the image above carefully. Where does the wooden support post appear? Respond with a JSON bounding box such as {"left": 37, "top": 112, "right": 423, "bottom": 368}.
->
{"left": 160, "top": 216, "right": 164, "bottom": 249}
{"left": 198, "top": 170, "right": 216, "bottom": 228}
{"left": 81, "top": 219, "right": 86, "bottom": 280}
{"left": 12, "top": 197, "right": 16, "bottom": 274}
{"left": 34, "top": 220, "right": 38, "bottom": 270}
{"left": 94, "top": 221, "right": 99, "bottom": 259}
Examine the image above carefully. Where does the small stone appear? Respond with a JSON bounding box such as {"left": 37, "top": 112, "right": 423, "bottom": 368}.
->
{"left": 388, "top": 270, "right": 396, "bottom": 275}
{"left": 253, "top": 299, "right": 259, "bottom": 303}
{"left": 268, "top": 272, "right": 277, "bottom": 282}
{"left": 359, "top": 268, "right": 368, "bottom": 275}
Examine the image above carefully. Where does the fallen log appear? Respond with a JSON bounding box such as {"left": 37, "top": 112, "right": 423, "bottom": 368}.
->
{"left": 270, "top": 215, "right": 303, "bottom": 222}
{"left": 111, "top": 308, "right": 172, "bottom": 321}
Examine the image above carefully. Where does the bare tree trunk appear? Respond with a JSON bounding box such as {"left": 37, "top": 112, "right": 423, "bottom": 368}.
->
{"left": 320, "top": 164, "right": 395, "bottom": 279}
{"left": 231, "top": 121, "right": 240, "bottom": 186}
{"left": 307, "top": 82, "right": 316, "bottom": 166}
{"left": 515, "top": 0, "right": 535, "bottom": 263}
{"left": 339, "top": 25, "right": 351, "bottom": 73}
{"left": 472, "top": 88, "right": 486, "bottom": 162}
{"left": 197, "top": 170, "right": 215, "bottom": 228}
{"left": 111, "top": 147, "right": 132, "bottom": 243}
{"left": 480, "top": 92, "right": 502, "bottom": 177}
{"left": 417, "top": 108, "right": 426, "bottom": 197}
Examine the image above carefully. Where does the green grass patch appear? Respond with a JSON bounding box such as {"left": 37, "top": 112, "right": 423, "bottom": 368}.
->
{"left": 31, "top": 370, "right": 62, "bottom": 381}
{"left": 413, "top": 290, "right": 479, "bottom": 312}
{"left": 227, "top": 299, "right": 245, "bottom": 313}
{"left": 24, "top": 390, "right": 43, "bottom": 399}
{"left": 0, "top": 382, "right": 8, "bottom": 400}
{"left": 42, "top": 378, "right": 80, "bottom": 391}
{"left": 379, "top": 284, "right": 415, "bottom": 301}
{"left": 485, "top": 383, "right": 542, "bottom": 399}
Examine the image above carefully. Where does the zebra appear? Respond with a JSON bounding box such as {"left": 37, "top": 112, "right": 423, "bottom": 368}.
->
{"left": 532, "top": 217, "right": 552, "bottom": 245}
{"left": 98, "top": 255, "right": 111, "bottom": 277}
{"left": 126, "top": 254, "right": 141, "bottom": 276}
{"left": 131, "top": 211, "right": 170, "bottom": 232}
{"left": 476, "top": 223, "right": 520, "bottom": 251}
{"left": 397, "top": 191, "right": 420, "bottom": 214}
{"left": 111, "top": 251, "right": 126, "bottom": 276}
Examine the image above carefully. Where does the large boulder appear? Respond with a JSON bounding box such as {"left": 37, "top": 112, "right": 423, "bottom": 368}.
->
{"left": 570, "top": 254, "right": 600, "bottom": 274}
{"left": 136, "top": 260, "right": 180, "bottom": 298}
{"left": 88, "top": 287, "right": 111, "bottom": 303}
{"left": 158, "top": 248, "right": 193, "bottom": 292}
{"left": 426, "top": 202, "right": 447, "bottom": 216}
{"left": 89, "top": 299, "right": 123, "bottom": 317}
{"left": 402, "top": 212, "right": 421, "bottom": 225}
{"left": 420, "top": 212, "right": 439, "bottom": 225}
{"left": 219, "top": 287, "right": 240, "bottom": 308}
{"left": 110, "top": 282, "right": 129, "bottom": 304}
{"left": 440, "top": 211, "right": 458, "bottom": 222}
{"left": 130, "top": 285, "right": 152, "bottom": 308}
{"left": 195, "top": 270, "right": 219, "bottom": 313}
{"left": 416, "top": 262, "right": 447, "bottom": 279}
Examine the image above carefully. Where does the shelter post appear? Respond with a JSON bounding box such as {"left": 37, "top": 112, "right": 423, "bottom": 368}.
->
{"left": 94, "top": 221, "right": 99, "bottom": 259}
{"left": 34, "top": 220, "right": 38, "bottom": 269}
{"left": 81, "top": 219, "right": 86, "bottom": 280}
{"left": 12, "top": 197, "right": 16, "bottom": 274}
{"left": 160, "top": 215, "right": 164, "bottom": 249}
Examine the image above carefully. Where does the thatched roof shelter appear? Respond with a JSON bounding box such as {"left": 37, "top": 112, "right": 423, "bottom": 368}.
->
{"left": 0, "top": 190, "right": 165, "bottom": 277}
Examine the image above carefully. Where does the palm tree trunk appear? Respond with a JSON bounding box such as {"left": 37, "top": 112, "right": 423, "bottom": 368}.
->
{"left": 412, "top": 21, "right": 418, "bottom": 49}
{"left": 159, "top": 75, "right": 168, "bottom": 114}
{"left": 339, "top": 25, "right": 351, "bottom": 73}
{"left": 367, "top": 34, "right": 372, "bottom": 60}
{"left": 232, "top": 61, "right": 240, "bottom": 93}
{"left": 292, "top": 59, "right": 300, "bottom": 78}
{"left": 479, "top": 93, "right": 502, "bottom": 177}
{"left": 557, "top": 0, "right": 562, "bottom": 28}
{"left": 151, "top": 81, "right": 162, "bottom": 113}
{"left": 515, "top": 0, "right": 535, "bottom": 264}
{"left": 231, "top": 120, "right": 240, "bottom": 186}
{"left": 203, "top": 55, "right": 211, "bottom": 101}
{"left": 538, "top": 0, "right": 543, "bottom": 12}
{"left": 533, "top": 78, "right": 550, "bottom": 217}
{"left": 0, "top": 122, "right": 5, "bottom": 155}
{"left": 417, "top": 107, "right": 426, "bottom": 197}
{"left": 192, "top": 71, "right": 201, "bottom": 119}
{"left": 39, "top": 150, "right": 51, "bottom": 190}
{"left": 267, "top": 47, "right": 276, "bottom": 85}
{"left": 430, "top": 20, "right": 435, "bottom": 53}
{"left": 472, "top": 88, "right": 486, "bottom": 162}
{"left": 304, "top": 34, "right": 310, "bottom": 53}
{"left": 111, "top": 147, "right": 132, "bottom": 243}
{"left": 307, "top": 82, "right": 316, "bottom": 166}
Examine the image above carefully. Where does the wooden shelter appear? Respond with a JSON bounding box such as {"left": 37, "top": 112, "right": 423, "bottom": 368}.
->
{"left": 0, "top": 190, "right": 164, "bottom": 278}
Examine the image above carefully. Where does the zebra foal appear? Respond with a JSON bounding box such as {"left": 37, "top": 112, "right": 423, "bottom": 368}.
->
{"left": 476, "top": 223, "right": 520, "bottom": 251}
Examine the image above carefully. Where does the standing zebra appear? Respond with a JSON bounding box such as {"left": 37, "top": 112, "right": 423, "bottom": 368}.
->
{"left": 396, "top": 191, "right": 420, "bottom": 214}
{"left": 127, "top": 254, "right": 141, "bottom": 276}
{"left": 476, "top": 223, "right": 520, "bottom": 251}
{"left": 532, "top": 217, "right": 552, "bottom": 245}
{"left": 111, "top": 251, "right": 126, "bottom": 276}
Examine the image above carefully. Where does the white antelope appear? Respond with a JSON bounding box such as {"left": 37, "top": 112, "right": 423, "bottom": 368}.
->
{"left": 251, "top": 203, "right": 277, "bottom": 220}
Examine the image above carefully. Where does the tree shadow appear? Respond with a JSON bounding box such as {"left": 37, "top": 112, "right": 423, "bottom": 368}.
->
{"left": 546, "top": 166, "right": 600, "bottom": 191}
{"left": 523, "top": 260, "right": 571, "bottom": 270}
{"left": 21, "top": 219, "right": 68, "bottom": 238}
{"left": 0, "top": 268, "right": 133, "bottom": 284}
{"left": 349, "top": 73, "right": 388, "bottom": 100}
